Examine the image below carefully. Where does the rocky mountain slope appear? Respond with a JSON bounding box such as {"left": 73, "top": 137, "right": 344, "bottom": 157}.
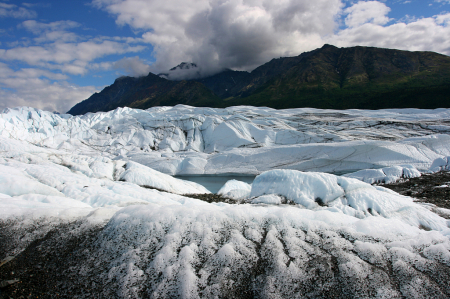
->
{"left": 68, "top": 45, "right": 450, "bottom": 115}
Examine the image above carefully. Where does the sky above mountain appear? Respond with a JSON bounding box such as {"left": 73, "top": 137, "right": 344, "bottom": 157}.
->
{"left": 0, "top": 0, "right": 449, "bottom": 113}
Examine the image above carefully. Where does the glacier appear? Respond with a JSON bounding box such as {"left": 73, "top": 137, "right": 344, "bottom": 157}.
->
{"left": 1, "top": 105, "right": 450, "bottom": 298}
{"left": 2, "top": 105, "right": 450, "bottom": 175}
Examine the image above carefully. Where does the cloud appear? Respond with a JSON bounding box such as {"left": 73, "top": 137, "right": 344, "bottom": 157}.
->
{"left": 94, "top": 0, "right": 343, "bottom": 76}
{"left": 0, "top": 20, "right": 148, "bottom": 76}
{"left": 343, "top": 1, "right": 392, "bottom": 28}
{"left": 0, "top": 18, "right": 149, "bottom": 112}
{"left": 113, "top": 56, "right": 151, "bottom": 77}
{"left": 328, "top": 8, "right": 450, "bottom": 56}
{"left": 93, "top": 0, "right": 450, "bottom": 80}
{"left": 18, "top": 20, "right": 81, "bottom": 43}
{"left": 0, "top": 39, "right": 146, "bottom": 75}
{"left": 0, "top": 2, "right": 37, "bottom": 19}
{"left": 20, "top": 20, "right": 81, "bottom": 35}
{"left": 0, "top": 63, "right": 99, "bottom": 113}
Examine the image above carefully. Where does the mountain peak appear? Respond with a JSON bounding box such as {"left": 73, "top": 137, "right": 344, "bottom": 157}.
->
{"left": 68, "top": 45, "right": 450, "bottom": 115}
{"left": 170, "top": 62, "right": 198, "bottom": 71}
{"left": 321, "top": 44, "right": 337, "bottom": 49}
{"left": 159, "top": 62, "right": 203, "bottom": 80}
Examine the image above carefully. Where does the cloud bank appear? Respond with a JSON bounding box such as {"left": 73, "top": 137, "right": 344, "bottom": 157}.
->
{"left": 94, "top": 0, "right": 450, "bottom": 79}
{"left": 0, "top": 62, "right": 98, "bottom": 113}
{"left": 0, "top": 19, "right": 148, "bottom": 113}
{"left": 94, "top": 0, "right": 343, "bottom": 77}
{"left": 113, "top": 56, "right": 152, "bottom": 77}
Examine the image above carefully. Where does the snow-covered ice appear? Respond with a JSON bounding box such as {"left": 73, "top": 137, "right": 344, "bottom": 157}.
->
{"left": 1, "top": 106, "right": 450, "bottom": 297}
{"left": 343, "top": 165, "right": 421, "bottom": 184}
{"left": 217, "top": 179, "right": 252, "bottom": 200}
{"left": 2, "top": 106, "right": 450, "bottom": 175}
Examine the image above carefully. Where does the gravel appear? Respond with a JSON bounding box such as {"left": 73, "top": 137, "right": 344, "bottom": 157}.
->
{"left": 382, "top": 171, "right": 450, "bottom": 212}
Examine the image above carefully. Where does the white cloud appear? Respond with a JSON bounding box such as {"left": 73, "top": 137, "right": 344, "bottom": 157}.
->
{"left": 93, "top": 0, "right": 450, "bottom": 80}
{"left": 0, "top": 63, "right": 99, "bottom": 113}
{"left": 0, "top": 2, "right": 37, "bottom": 19}
{"left": 19, "top": 20, "right": 81, "bottom": 43}
{"left": 20, "top": 20, "right": 81, "bottom": 34}
{"left": 0, "top": 39, "right": 146, "bottom": 75}
{"left": 436, "top": 13, "right": 450, "bottom": 24}
{"left": 329, "top": 10, "right": 450, "bottom": 56}
{"left": 113, "top": 56, "right": 151, "bottom": 77}
{"left": 344, "top": 1, "right": 392, "bottom": 28}
{"left": 0, "top": 18, "right": 149, "bottom": 112}
{"left": 94, "top": 0, "right": 343, "bottom": 75}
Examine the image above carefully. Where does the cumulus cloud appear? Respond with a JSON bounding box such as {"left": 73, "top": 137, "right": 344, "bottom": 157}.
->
{"left": 343, "top": 1, "right": 392, "bottom": 28}
{"left": 0, "top": 2, "right": 37, "bottom": 19}
{"left": 113, "top": 56, "right": 151, "bottom": 77}
{"left": 94, "top": 0, "right": 342, "bottom": 76}
{"left": 93, "top": 0, "right": 450, "bottom": 80}
{"left": 329, "top": 8, "right": 450, "bottom": 56}
{"left": 0, "top": 63, "right": 99, "bottom": 113}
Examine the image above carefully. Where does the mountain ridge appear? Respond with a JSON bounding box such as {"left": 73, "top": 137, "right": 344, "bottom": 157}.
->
{"left": 67, "top": 44, "right": 450, "bottom": 115}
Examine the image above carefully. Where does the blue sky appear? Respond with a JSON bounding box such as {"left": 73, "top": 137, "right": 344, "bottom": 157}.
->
{"left": 0, "top": 0, "right": 449, "bottom": 113}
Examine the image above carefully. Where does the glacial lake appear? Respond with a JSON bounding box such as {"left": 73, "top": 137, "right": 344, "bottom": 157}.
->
{"left": 175, "top": 175, "right": 256, "bottom": 193}
{"left": 175, "top": 170, "right": 360, "bottom": 193}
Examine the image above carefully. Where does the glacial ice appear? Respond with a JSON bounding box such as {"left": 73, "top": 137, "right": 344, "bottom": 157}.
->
{"left": 1, "top": 106, "right": 450, "bottom": 297}
{"left": 343, "top": 165, "right": 421, "bottom": 184}
{"left": 217, "top": 179, "right": 251, "bottom": 200}
{"left": 119, "top": 161, "right": 210, "bottom": 194}
{"left": 2, "top": 105, "right": 450, "bottom": 175}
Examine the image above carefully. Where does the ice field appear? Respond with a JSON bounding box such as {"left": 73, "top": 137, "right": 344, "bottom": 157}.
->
{"left": 1, "top": 105, "right": 450, "bottom": 298}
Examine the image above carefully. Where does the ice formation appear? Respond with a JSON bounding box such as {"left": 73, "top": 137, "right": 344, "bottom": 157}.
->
{"left": 343, "top": 165, "right": 421, "bottom": 184}
{"left": 217, "top": 179, "right": 251, "bottom": 200}
{"left": 1, "top": 106, "right": 450, "bottom": 297}
{"left": 2, "top": 105, "right": 450, "bottom": 175}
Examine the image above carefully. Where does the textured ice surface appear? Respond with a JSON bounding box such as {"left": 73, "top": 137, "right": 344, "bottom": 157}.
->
{"left": 2, "top": 106, "right": 450, "bottom": 175}
{"left": 2, "top": 106, "right": 450, "bottom": 297}
{"left": 250, "top": 169, "right": 447, "bottom": 231}
{"left": 343, "top": 165, "right": 421, "bottom": 184}
{"left": 79, "top": 203, "right": 450, "bottom": 298}
{"left": 119, "top": 161, "right": 210, "bottom": 194}
{"left": 217, "top": 179, "right": 252, "bottom": 200}
{"left": 430, "top": 156, "right": 450, "bottom": 172}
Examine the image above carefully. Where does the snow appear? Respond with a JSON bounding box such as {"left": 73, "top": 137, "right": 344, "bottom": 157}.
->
{"left": 217, "top": 179, "right": 251, "bottom": 200}
{"left": 2, "top": 106, "right": 450, "bottom": 176}
{"left": 85, "top": 202, "right": 450, "bottom": 298}
{"left": 119, "top": 161, "right": 210, "bottom": 194}
{"left": 429, "top": 156, "right": 450, "bottom": 172}
{"left": 343, "top": 165, "right": 421, "bottom": 184}
{"left": 251, "top": 194, "right": 283, "bottom": 204}
{"left": 249, "top": 169, "right": 447, "bottom": 231}
{"left": 1, "top": 106, "right": 450, "bottom": 297}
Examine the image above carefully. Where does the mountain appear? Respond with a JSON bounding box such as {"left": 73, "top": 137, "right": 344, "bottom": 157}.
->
{"left": 68, "top": 72, "right": 221, "bottom": 115}
{"left": 239, "top": 44, "right": 450, "bottom": 109}
{"left": 158, "top": 62, "right": 203, "bottom": 80}
{"left": 67, "top": 45, "right": 450, "bottom": 115}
